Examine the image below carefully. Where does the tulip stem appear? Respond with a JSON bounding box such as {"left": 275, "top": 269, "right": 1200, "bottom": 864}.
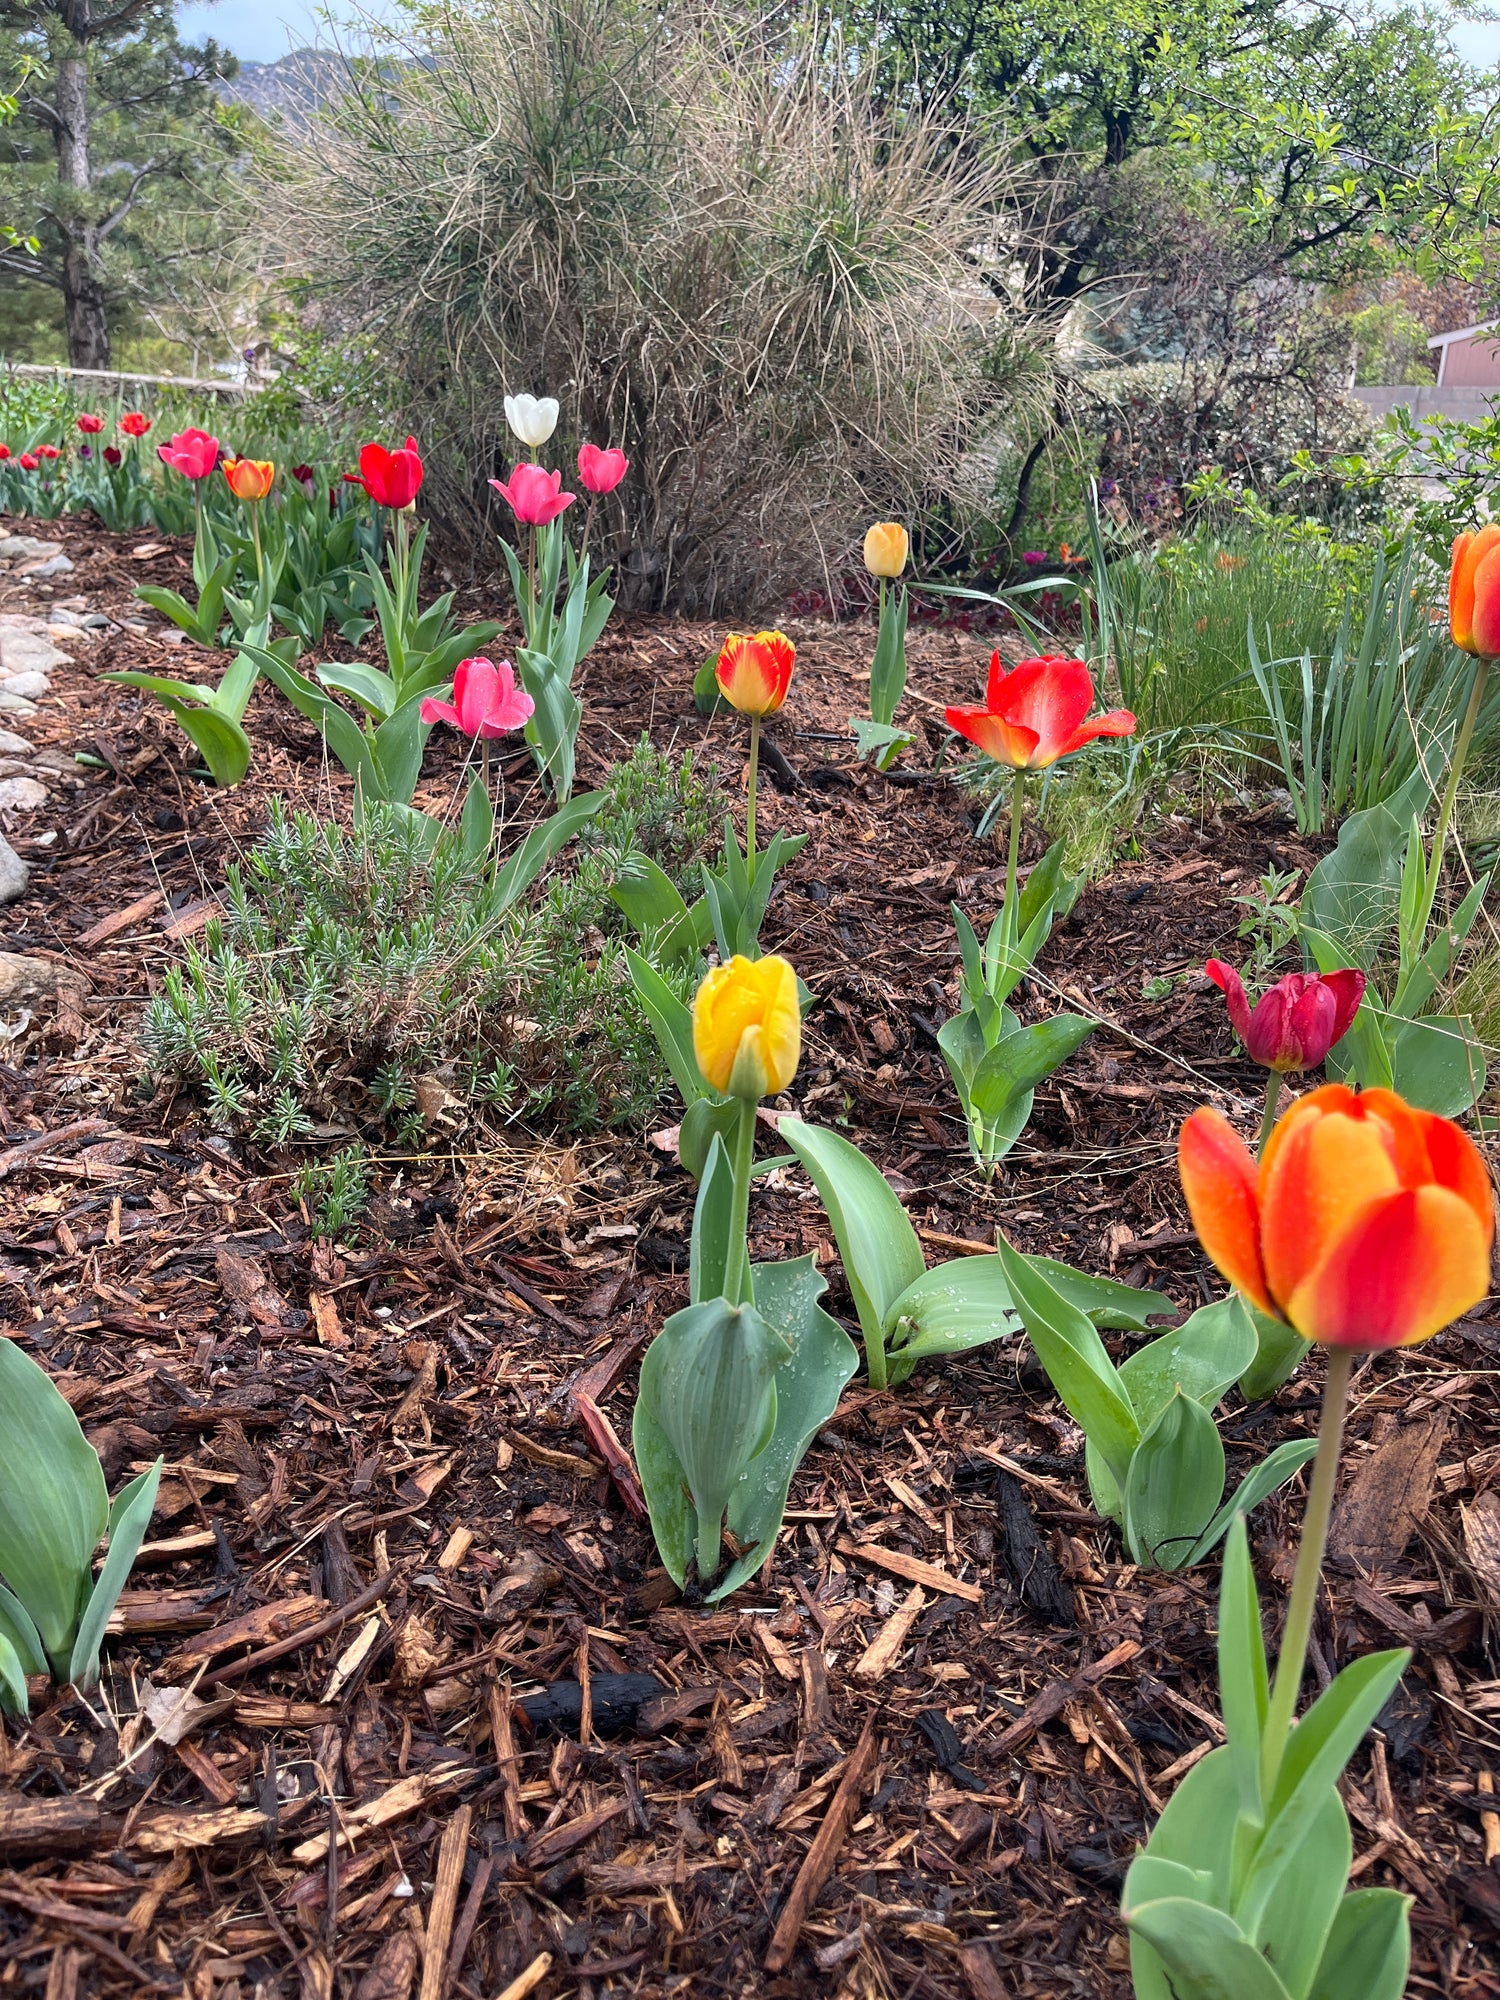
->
{"left": 1002, "top": 767, "right": 1026, "bottom": 948}
{"left": 745, "top": 714, "right": 761, "bottom": 883}
{"left": 727, "top": 1095, "right": 757, "bottom": 1309}
{"left": 249, "top": 502, "right": 264, "bottom": 594}
{"left": 1260, "top": 1342, "right": 1353, "bottom": 1802}
{"left": 1422, "top": 653, "right": 1489, "bottom": 936}
{"left": 1257, "top": 1073, "right": 1281, "bottom": 1157}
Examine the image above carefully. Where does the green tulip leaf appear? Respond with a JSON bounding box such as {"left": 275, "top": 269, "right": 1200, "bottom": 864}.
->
{"left": 1183, "top": 1439, "right": 1319, "bottom": 1566}
{"left": 1123, "top": 1390, "right": 1226, "bottom": 1570}
{"left": 1126, "top": 1899, "right": 1295, "bottom": 2000}
{"left": 1306, "top": 1889, "right": 1410, "bottom": 2000}
{"left": 1120, "top": 1294, "right": 1259, "bottom": 1431}
{"left": 0, "top": 1632, "right": 27, "bottom": 1719}
{"left": 624, "top": 946, "right": 709, "bottom": 1106}
{"left": 690, "top": 1132, "right": 741, "bottom": 1307}
{"left": 0, "top": 1338, "right": 109, "bottom": 1672}
{"left": 996, "top": 1238, "right": 1138, "bottom": 1492}
{"left": 1238, "top": 1302, "right": 1313, "bottom": 1401}
{"left": 1249, "top": 1787, "right": 1351, "bottom": 2000}
{"left": 0, "top": 1583, "right": 46, "bottom": 1678}
{"left": 70, "top": 1459, "right": 162, "bottom": 1691}
{"left": 1218, "top": 1516, "right": 1269, "bottom": 1825}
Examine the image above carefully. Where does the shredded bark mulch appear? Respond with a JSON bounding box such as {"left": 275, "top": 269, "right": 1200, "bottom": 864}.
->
{"left": 2, "top": 515, "right": 1499, "bottom": 1999}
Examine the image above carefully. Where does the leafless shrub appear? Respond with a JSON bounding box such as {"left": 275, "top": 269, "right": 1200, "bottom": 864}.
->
{"left": 259, "top": 0, "right": 1038, "bottom": 610}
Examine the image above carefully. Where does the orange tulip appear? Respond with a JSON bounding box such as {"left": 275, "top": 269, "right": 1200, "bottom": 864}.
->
{"left": 1450, "top": 524, "right": 1500, "bottom": 655}
{"left": 1179, "top": 1084, "right": 1492, "bottom": 1350}
{"left": 222, "top": 457, "right": 275, "bottom": 502}
{"left": 715, "top": 631, "right": 795, "bottom": 717}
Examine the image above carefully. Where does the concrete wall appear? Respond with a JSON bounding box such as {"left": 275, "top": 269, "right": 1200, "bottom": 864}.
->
{"left": 1350, "top": 384, "right": 1497, "bottom": 424}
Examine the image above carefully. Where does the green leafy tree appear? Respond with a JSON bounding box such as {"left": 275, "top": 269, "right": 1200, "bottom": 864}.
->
{"left": 0, "top": 0, "right": 241, "bottom": 367}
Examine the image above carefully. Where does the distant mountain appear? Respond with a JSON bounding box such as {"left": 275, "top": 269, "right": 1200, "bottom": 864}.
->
{"left": 216, "top": 47, "right": 350, "bottom": 126}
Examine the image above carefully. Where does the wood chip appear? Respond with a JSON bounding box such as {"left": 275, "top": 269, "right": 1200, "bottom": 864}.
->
{"left": 764, "top": 1720, "right": 877, "bottom": 1972}
{"left": 494, "top": 1957, "right": 552, "bottom": 2000}
{"left": 835, "top": 1539, "right": 983, "bottom": 1604}
{"left": 417, "top": 1805, "right": 471, "bottom": 2000}
{"left": 1331, "top": 1415, "right": 1447, "bottom": 1570}
{"left": 75, "top": 891, "right": 162, "bottom": 949}
{"left": 852, "top": 1583, "right": 925, "bottom": 1679}
{"left": 289, "top": 1766, "right": 473, "bottom": 1866}
{"left": 989, "top": 1641, "right": 1142, "bottom": 1753}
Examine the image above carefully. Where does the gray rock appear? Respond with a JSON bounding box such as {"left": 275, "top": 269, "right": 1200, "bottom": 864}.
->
{"left": 0, "top": 730, "right": 34, "bottom": 755}
{"left": 0, "top": 776, "right": 47, "bottom": 811}
{"left": 0, "top": 692, "right": 38, "bottom": 717}
{"left": 0, "top": 535, "right": 58, "bottom": 560}
{"left": 82, "top": 613, "right": 109, "bottom": 630}
{"left": 0, "top": 628, "right": 70, "bottom": 676}
{"left": 0, "top": 951, "right": 90, "bottom": 1006}
{"left": 0, "top": 672, "right": 51, "bottom": 701}
{"left": 30, "top": 554, "right": 74, "bottom": 579}
{"left": 0, "top": 834, "right": 26, "bottom": 905}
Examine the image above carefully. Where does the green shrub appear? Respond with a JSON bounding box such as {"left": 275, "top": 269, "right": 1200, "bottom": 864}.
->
{"left": 141, "top": 738, "right": 715, "bottom": 1141}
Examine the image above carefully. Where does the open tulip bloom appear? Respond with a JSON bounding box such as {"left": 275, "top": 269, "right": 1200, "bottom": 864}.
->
{"left": 420, "top": 655, "right": 533, "bottom": 741}
{"left": 947, "top": 653, "right": 1135, "bottom": 952}
{"left": 1125, "top": 1083, "right": 1493, "bottom": 1997}
{"left": 577, "top": 442, "right": 628, "bottom": 495}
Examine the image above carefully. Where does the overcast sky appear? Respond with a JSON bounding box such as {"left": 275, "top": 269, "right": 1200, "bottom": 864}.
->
{"left": 177, "top": 0, "right": 1500, "bottom": 68}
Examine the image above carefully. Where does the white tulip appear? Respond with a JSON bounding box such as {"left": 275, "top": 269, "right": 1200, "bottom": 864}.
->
{"left": 504, "top": 393, "right": 559, "bottom": 448}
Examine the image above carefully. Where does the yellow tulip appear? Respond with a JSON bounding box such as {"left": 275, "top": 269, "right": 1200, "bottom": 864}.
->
{"left": 693, "top": 954, "right": 801, "bottom": 1099}
{"left": 863, "top": 522, "right": 909, "bottom": 579}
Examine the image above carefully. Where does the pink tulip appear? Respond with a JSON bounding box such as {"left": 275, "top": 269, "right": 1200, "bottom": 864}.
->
{"left": 1204, "top": 961, "right": 1366, "bottom": 1074}
{"left": 489, "top": 463, "right": 576, "bottom": 526}
{"left": 420, "top": 657, "right": 535, "bottom": 740}
{"left": 578, "top": 443, "right": 628, "bottom": 494}
{"left": 157, "top": 428, "right": 221, "bottom": 481}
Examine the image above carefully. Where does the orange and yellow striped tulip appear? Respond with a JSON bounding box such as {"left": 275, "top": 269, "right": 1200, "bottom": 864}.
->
{"left": 222, "top": 457, "right": 275, "bottom": 502}
{"left": 715, "top": 631, "right": 795, "bottom": 718}
{"left": 1178, "top": 1084, "right": 1492, "bottom": 1350}
{"left": 1450, "top": 524, "right": 1500, "bottom": 656}
{"left": 693, "top": 953, "right": 800, "bottom": 1099}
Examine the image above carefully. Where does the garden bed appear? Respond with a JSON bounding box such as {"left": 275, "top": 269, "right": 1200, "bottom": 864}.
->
{"left": 1, "top": 515, "right": 1498, "bottom": 1999}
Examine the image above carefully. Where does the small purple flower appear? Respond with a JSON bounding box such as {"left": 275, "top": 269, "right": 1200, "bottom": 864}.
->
{"left": 1021, "top": 550, "right": 1046, "bottom": 564}
{"left": 79, "top": 444, "right": 91, "bottom": 459}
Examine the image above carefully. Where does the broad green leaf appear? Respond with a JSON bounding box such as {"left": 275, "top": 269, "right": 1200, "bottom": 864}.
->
{"left": 317, "top": 658, "right": 398, "bottom": 720}
{"left": 850, "top": 717, "right": 915, "bottom": 767}
{"left": 1305, "top": 1890, "right": 1410, "bottom": 2000}
{"left": 70, "top": 1460, "right": 162, "bottom": 1690}
{"left": 1133, "top": 1745, "right": 1240, "bottom": 1910}
{"left": 707, "top": 1256, "right": 859, "bottom": 1600}
{"left": 611, "top": 853, "right": 694, "bottom": 934}
{"left": 169, "top": 705, "right": 253, "bottom": 787}
{"left": 693, "top": 650, "right": 728, "bottom": 714}
{"left": 0, "top": 1633, "right": 26, "bottom": 1719}
{"left": 1390, "top": 1013, "right": 1485, "bottom": 1117}
{"left": 1126, "top": 1899, "right": 1295, "bottom": 2000}
{"left": 885, "top": 1253, "right": 1163, "bottom": 1381}
{"left": 457, "top": 775, "right": 495, "bottom": 866}
{"left": 256, "top": 648, "right": 379, "bottom": 793}
{"left": 516, "top": 645, "right": 581, "bottom": 800}
{"left": 996, "top": 1238, "right": 1138, "bottom": 1491}
{"left": 623, "top": 946, "right": 708, "bottom": 1104}
{"left": 370, "top": 699, "right": 429, "bottom": 807}
{"left": 779, "top": 1117, "right": 925, "bottom": 1378}
{"left": 1238, "top": 1304, "right": 1312, "bottom": 1401}
{"left": 969, "top": 1013, "right": 1095, "bottom": 1127}
{"left": 679, "top": 1094, "right": 740, "bottom": 1182}
{"left": 1300, "top": 767, "right": 1431, "bottom": 971}
{"left": 1123, "top": 1391, "right": 1225, "bottom": 1570}
{"left": 102, "top": 669, "right": 218, "bottom": 705}
{"left": 491, "top": 790, "right": 604, "bottom": 912}
{"left": 1033, "top": 1257, "right": 1167, "bottom": 1329}
{"left": 1250, "top": 1788, "right": 1350, "bottom": 2000}
{"left": 0, "top": 1338, "right": 109, "bottom": 1671}
{"left": 0, "top": 1582, "right": 46, "bottom": 1676}
{"left": 690, "top": 1133, "right": 740, "bottom": 1307}
{"left": 1219, "top": 1517, "right": 1268, "bottom": 1824}
{"left": 1184, "top": 1440, "right": 1319, "bottom": 1565}
{"left": 1120, "top": 1295, "right": 1259, "bottom": 1431}
{"left": 634, "top": 1295, "right": 789, "bottom": 1582}
{"left": 867, "top": 580, "right": 909, "bottom": 725}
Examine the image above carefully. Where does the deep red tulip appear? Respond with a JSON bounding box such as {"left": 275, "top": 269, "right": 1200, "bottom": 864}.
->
{"left": 76, "top": 413, "right": 104, "bottom": 434}
{"left": 17, "top": 454, "right": 38, "bottom": 471}
{"left": 1204, "top": 961, "right": 1365, "bottom": 1074}
{"left": 103, "top": 446, "right": 122, "bottom": 466}
{"left": 157, "top": 428, "right": 220, "bottom": 481}
{"left": 420, "top": 657, "right": 534, "bottom": 739}
{"left": 489, "top": 463, "right": 575, "bottom": 526}
{"left": 290, "top": 463, "right": 316, "bottom": 493}
{"left": 118, "top": 411, "right": 151, "bottom": 438}
{"left": 945, "top": 653, "right": 1136, "bottom": 769}
{"left": 578, "top": 443, "right": 628, "bottom": 495}
{"left": 352, "top": 436, "right": 423, "bottom": 510}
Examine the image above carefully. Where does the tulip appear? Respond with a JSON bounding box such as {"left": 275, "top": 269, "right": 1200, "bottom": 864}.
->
{"left": 76, "top": 414, "right": 104, "bottom": 435}
{"left": 1204, "top": 959, "right": 1366, "bottom": 1150}
{"left": 1179, "top": 1082, "right": 1493, "bottom": 1787}
{"left": 1433, "top": 524, "right": 1500, "bottom": 939}
{"left": 0, "top": 445, "right": 9, "bottom": 461}
{"left": 118, "top": 412, "right": 151, "bottom": 438}
{"left": 35, "top": 444, "right": 59, "bottom": 460}
{"left": 157, "top": 428, "right": 221, "bottom": 482}
{"left": 489, "top": 463, "right": 575, "bottom": 526}
{"left": 504, "top": 394, "right": 559, "bottom": 450}
{"left": 948, "top": 652, "right": 1136, "bottom": 951}
{"left": 863, "top": 522, "right": 909, "bottom": 579}
{"left": 715, "top": 631, "right": 796, "bottom": 876}
{"left": 290, "top": 464, "right": 316, "bottom": 494}
{"left": 222, "top": 457, "right": 274, "bottom": 502}
{"left": 352, "top": 435, "right": 423, "bottom": 511}
{"left": 577, "top": 442, "right": 628, "bottom": 495}
{"left": 693, "top": 953, "right": 801, "bottom": 1100}
{"left": 17, "top": 454, "right": 37, "bottom": 472}
{"left": 420, "top": 656, "right": 534, "bottom": 740}
{"left": 103, "top": 447, "right": 121, "bottom": 467}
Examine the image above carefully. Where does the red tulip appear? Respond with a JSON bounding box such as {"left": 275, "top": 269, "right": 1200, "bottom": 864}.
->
{"left": 35, "top": 444, "right": 60, "bottom": 460}
{"left": 0, "top": 445, "right": 9, "bottom": 461}
{"left": 945, "top": 652, "right": 1136, "bottom": 769}
{"left": 290, "top": 464, "right": 316, "bottom": 493}
{"left": 103, "top": 446, "right": 122, "bottom": 466}
{"left": 157, "top": 428, "right": 221, "bottom": 481}
{"left": 1451, "top": 525, "right": 1500, "bottom": 657}
{"left": 420, "top": 657, "right": 535, "bottom": 739}
{"left": 716, "top": 630, "right": 796, "bottom": 717}
{"left": 17, "top": 454, "right": 38, "bottom": 472}
{"left": 578, "top": 443, "right": 628, "bottom": 494}
{"left": 352, "top": 436, "right": 423, "bottom": 510}
{"left": 1179, "top": 1085, "right": 1493, "bottom": 1349}
{"left": 119, "top": 412, "right": 151, "bottom": 438}
{"left": 489, "top": 463, "right": 575, "bottom": 526}
{"left": 1205, "top": 961, "right": 1365, "bottom": 1074}
{"left": 76, "top": 413, "right": 104, "bottom": 434}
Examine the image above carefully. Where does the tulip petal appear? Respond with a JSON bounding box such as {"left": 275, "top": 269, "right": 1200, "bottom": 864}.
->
{"left": 944, "top": 705, "right": 1040, "bottom": 768}
{"left": 1286, "top": 1185, "right": 1491, "bottom": 1348}
{"left": 1054, "top": 708, "right": 1138, "bottom": 759}
{"left": 985, "top": 649, "right": 1011, "bottom": 709}
{"left": 1279, "top": 979, "right": 1338, "bottom": 1071}
{"left": 1453, "top": 523, "right": 1500, "bottom": 652}
{"left": 1473, "top": 543, "right": 1500, "bottom": 657}
{"left": 1408, "top": 1103, "right": 1494, "bottom": 1240}
{"left": 990, "top": 656, "right": 1094, "bottom": 761}
{"left": 1178, "top": 1107, "right": 1273, "bottom": 1314}
{"left": 1204, "top": 960, "right": 1254, "bottom": 1047}
{"left": 1261, "top": 1101, "right": 1404, "bottom": 1308}
{"left": 1322, "top": 968, "right": 1365, "bottom": 1045}
{"left": 419, "top": 698, "right": 460, "bottom": 728}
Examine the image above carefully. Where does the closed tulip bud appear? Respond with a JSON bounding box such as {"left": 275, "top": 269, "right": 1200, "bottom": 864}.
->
{"left": 693, "top": 954, "right": 801, "bottom": 1100}
{"left": 1204, "top": 961, "right": 1364, "bottom": 1073}
{"left": 76, "top": 413, "right": 104, "bottom": 434}
{"left": 222, "top": 457, "right": 275, "bottom": 502}
{"left": 504, "top": 393, "right": 559, "bottom": 449}
{"left": 715, "top": 630, "right": 795, "bottom": 717}
{"left": 578, "top": 442, "right": 629, "bottom": 494}
{"left": 1451, "top": 524, "right": 1500, "bottom": 656}
{"left": 1179, "top": 1085, "right": 1493, "bottom": 1350}
{"left": 863, "top": 522, "right": 909, "bottom": 579}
